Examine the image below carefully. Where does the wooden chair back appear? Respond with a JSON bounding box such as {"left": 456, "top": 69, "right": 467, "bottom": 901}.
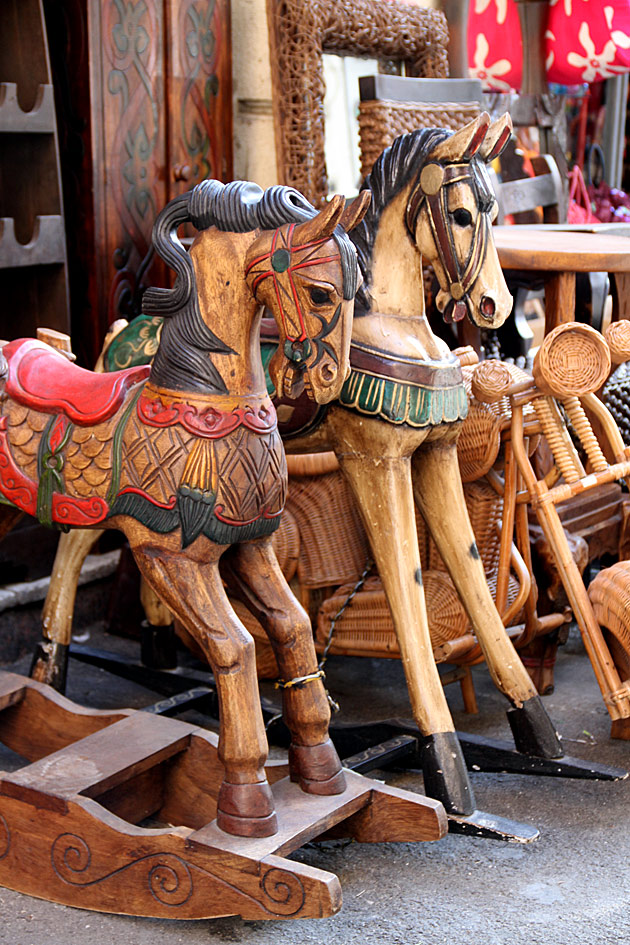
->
{"left": 493, "top": 152, "right": 564, "bottom": 225}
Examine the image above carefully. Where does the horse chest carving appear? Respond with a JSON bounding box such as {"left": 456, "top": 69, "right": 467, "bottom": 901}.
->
{"left": 116, "top": 385, "right": 287, "bottom": 546}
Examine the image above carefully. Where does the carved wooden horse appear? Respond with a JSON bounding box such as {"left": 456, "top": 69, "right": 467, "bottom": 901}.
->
{"left": 0, "top": 179, "right": 369, "bottom": 837}
{"left": 269, "top": 113, "right": 563, "bottom": 813}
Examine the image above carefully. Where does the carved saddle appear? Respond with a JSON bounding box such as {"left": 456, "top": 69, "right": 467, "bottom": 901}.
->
{"left": 3, "top": 339, "right": 150, "bottom": 425}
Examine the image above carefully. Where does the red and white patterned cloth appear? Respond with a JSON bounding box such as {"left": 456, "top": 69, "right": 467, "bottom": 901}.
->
{"left": 468, "top": 0, "right": 630, "bottom": 91}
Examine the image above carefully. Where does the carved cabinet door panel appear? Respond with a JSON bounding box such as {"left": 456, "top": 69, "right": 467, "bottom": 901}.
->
{"left": 45, "top": 0, "right": 233, "bottom": 365}
{"left": 166, "top": 0, "right": 233, "bottom": 194}
{"left": 93, "top": 0, "right": 169, "bottom": 337}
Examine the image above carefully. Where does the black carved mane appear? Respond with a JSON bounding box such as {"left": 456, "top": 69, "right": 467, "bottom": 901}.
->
{"left": 351, "top": 128, "right": 451, "bottom": 313}
{"left": 142, "top": 180, "right": 358, "bottom": 395}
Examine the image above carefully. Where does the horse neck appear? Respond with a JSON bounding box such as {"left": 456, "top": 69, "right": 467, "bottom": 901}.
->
{"left": 355, "top": 185, "right": 451, "bottom": 362}
{"left": 186, "top": 230, "right": 267, "bottom": 397}
{"left": 368, "top": 186, "right": 426, "bottom": 319}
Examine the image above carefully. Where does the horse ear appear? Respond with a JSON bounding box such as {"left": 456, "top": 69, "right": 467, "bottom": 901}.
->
{"left": 338, "top": 190, "right": 372, "bottom": 233}
{"left": 479, "top": 113, "right": 513, "bottom": 162}
{"left": 427, "top": 113, "right": 491, "bottom": 163}
{"left": 292, "top": 194, "right": 345, "bottom": 244}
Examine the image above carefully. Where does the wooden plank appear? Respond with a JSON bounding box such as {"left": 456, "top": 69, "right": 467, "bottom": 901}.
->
{"left": 0, "top": 712, "right": 190, "bottom": 809}
{"left": 188, "top": 770, "right": 373, "bottom": 859}
{"left": 331, "top": 782, "right": 447, "bottom": 843}
{"left": 0, "top": 791, "right": 342, "bottom": 920}
{"left": 0, "top": 672, "right": 27, "bottom": 710}
{"left": 0, "top": 676, "right": 131, "bottom": 761}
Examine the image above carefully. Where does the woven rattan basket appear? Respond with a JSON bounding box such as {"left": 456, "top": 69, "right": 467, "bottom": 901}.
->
{"left": 316, "top": 479, "right": 523, "bottom": 660}
{"left": 358, "top": 99, "right": 481, "bottom": 179}
{"left": 286, "top": 470, "right": 371, "bottom": 588}
{"left": 588, "top": 561, "right": 630, "bottom": 680}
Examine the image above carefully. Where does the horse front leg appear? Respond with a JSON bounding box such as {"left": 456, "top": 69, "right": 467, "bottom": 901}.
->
{"left": 221, "top": 537, "right": 345, "bottom": 796}
{"left": 324, "top": 412, "right": 474, "bottom": 814}
{"left": 411, "top": 438, "right": 563, "bottom": 759}
{"left": 126, "top": 531, "right": 276, "bottom": 837}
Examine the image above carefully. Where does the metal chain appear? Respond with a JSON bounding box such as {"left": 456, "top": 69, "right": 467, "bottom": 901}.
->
{"left": 318, "top": 556, "right": 374, "bottom": 713}
{"left": 265, "top": 556, "right": 373, "bottom": 729}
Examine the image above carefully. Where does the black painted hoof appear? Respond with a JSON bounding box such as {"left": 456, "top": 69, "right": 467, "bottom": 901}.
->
{"left": 217, "top": 780, "right": 278, "bottom": 837}
{"left": 29, "top": 640, "right": 68, "bottom": 693}
{"left": 140, "top": 621, "right": 178, "bottom": 670}
{"left": 289, "top": 739, "right": 347, "bottom": 795}
{"left": 421, "top": 731, "right": 475, "bottom": 816}
{"left": 508, "top": 695, "right": 563, "bottom": 759}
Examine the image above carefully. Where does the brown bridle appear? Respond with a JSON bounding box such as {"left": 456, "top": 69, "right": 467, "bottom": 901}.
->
{"left": 405, "top": 159, "right": 496, "bottom": 324}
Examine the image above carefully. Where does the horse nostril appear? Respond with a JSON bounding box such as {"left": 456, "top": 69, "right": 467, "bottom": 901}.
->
{"left": 481, "top": 296, "right": 495, "bottom": 318}
{"left": 321, "top": 363, "right": 337, "bottom": 383}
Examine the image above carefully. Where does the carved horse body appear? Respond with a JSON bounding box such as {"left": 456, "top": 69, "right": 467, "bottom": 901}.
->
{"left": 0, "top": 179, "right": 368, "bottom": 837}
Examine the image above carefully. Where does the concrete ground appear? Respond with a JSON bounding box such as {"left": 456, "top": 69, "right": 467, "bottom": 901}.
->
{"left": 1, "top": 614, "right": 630, "bottom": 945}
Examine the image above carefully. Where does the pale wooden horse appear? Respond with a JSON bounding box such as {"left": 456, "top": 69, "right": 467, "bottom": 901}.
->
{"left": 273, "top": 114, "right": 563, "bottom": 814}
{"left": 0, "top": 179, "right": 369, "bottom": 837}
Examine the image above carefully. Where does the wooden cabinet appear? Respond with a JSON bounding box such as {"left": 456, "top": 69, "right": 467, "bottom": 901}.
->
{"left": 43, "top": 0, "right": 232, "bottom": 365}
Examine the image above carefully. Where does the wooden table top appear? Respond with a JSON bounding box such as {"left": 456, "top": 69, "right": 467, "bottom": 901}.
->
{"left": 493, "top": 225, "right": 630, "bottom": 273}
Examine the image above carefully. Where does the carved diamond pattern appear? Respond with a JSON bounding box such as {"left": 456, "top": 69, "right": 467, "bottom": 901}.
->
{"left": 121, "top": 418, "right": 195, "bottom": 503}
{"left": 214, "top": 428, "right": 287, "bottom": 521}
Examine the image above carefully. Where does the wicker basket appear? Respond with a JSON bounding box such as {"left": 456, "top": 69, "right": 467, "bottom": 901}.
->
{"left": 316, "top": 479, "right": 523, "bottom": 660}
{"left": 359, "top": 99, "right": 481, "bottom": 179}
{"left": 588, "top": 561, "right": 630, "bottom": 680}
{"left": 286, "top": 469, "right": 370, "bottom": 588}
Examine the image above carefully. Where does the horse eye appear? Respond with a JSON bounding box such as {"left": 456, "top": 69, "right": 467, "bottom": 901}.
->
{"left": 310, "top": 287, "right": 331, "bottom": 305}
{"left": 453, "top": 208, "right": 473, "bottom": 227}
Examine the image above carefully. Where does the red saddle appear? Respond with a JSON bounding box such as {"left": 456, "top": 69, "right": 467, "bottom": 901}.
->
{"left": 4, "top": 339, "right": 151, "bottom": 425}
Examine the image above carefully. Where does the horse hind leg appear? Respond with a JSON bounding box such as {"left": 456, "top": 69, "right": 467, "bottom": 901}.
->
{"left": 221, "top": 537, "right": 346, "bottom": 796}
{"left": 31, "top": 527, "right": 104, "bottom": 691}
{"left": 128, "top": 534, "right": 277, "bottom": 837}
{"left": 411, "top": 439, "right": 563, "bottom": 759}
{"left": 331, "top": 444, "right": 475, "bottom": 816}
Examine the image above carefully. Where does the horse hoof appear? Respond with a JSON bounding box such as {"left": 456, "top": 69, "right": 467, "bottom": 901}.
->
{"left": 289, "top": 739, "right": 346, "bottom": 795}
{"left": 217, "top": 780, "right": 278, "bottom": 837}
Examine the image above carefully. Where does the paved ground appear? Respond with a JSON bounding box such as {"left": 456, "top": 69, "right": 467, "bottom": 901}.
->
{"left": 1, "top": 618, "right": 630, "bottom": 945}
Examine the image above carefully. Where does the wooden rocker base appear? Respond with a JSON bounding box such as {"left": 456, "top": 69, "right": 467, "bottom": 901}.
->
{"left": 0, "top": 671, "right": 446, "bottom": 920}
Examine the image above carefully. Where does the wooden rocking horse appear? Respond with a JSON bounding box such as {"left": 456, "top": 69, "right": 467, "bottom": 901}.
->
{"left": 32, "top": 116, "right": 565, "bottom": 824}
{"left": 0, "top": 182, "right": 452, "bottom": 920}
{"left": 0, "top": 179, "right": 372, "bottom": 839}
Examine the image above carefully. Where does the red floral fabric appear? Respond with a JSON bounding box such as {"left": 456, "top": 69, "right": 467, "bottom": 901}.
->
{"left": 468, "top": 0, "right": 523, "bottom": 92}
{"left": 546, "top": 0, "right": 630, "bottom": 84}
{"left": 468, "top": 0, "right": 630, "bottom": 91}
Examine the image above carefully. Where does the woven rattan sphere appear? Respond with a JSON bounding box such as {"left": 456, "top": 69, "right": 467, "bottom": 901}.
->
{"left": 470, "top": 359, "right": 513, "bottom": 404}
{"left": 605, "top": 320, "right": 630, "bottom": 366}
{"left": 533, "top": 322, "right": 610, "bottom": 397}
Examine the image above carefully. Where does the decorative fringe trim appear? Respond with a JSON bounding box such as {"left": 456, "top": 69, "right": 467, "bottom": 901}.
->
{"left": 339, "top": 370, "right": 468, "bottom": 427}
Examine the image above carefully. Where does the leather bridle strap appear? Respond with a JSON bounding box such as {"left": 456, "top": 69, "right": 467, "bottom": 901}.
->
{"left": 405, "top": 162, "right": 494, "bottom": 319}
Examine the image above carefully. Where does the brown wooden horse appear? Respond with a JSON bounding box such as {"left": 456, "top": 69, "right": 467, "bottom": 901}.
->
{"left": 0, "top": 179, "right": 369, "bottom": 837}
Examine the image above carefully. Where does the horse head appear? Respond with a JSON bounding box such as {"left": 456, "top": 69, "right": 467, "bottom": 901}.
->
{"left": 245, "top": 192, "right": 370, "bottom": 404}
{"left": 406, "top": 112, "right": 513, "bottom": 330}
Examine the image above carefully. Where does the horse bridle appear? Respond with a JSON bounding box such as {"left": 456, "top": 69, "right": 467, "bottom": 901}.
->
{"left": 246, "top": 223, "right": 342, "bottom": 365}
{"left": 405, "top": 159, "right": 496, "bottom": 323}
